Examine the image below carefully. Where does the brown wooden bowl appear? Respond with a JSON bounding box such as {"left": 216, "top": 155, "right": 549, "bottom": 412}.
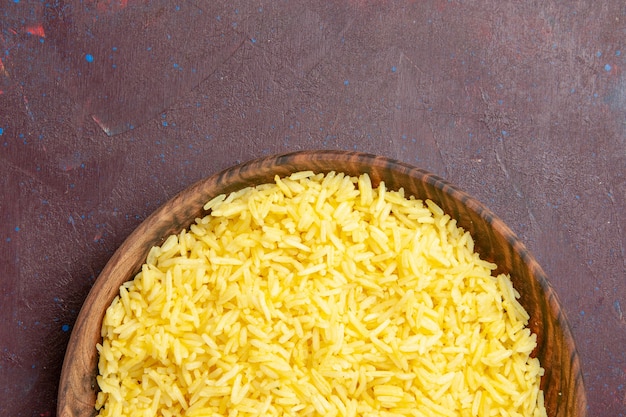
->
{"left": 58, "top": 150, "right": 587, "bottom": 417}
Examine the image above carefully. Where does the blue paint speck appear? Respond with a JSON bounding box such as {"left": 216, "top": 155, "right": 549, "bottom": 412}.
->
{"left": 604, "top": 64, "right": 612, "bottom": 72}
{"left": 250, "top": 38, "right": 257, "bottom": 44}
{"left": 62, "top": 324, "right": 70, "bottom": 332}
{"left": 344, "top": 80, "right": 350, "bottom": 86}
{"left": 616, "top": 50, "right": 622, "bottom": 57}
{"left": 596, "top": 51, "right": 602, "bottom": 58}
{"left": 162, "top": 121, "right": 168, "bottom": 127}
{"left": 14, "top": 226, "right": 20, "bottom": 232}
{"left": 13, "top": 0, "right": 19, "bottom": 3}
{"left": 391, "top": 66, "right": 397, "bottom": 73}
{"left": 85, "top": 54, "right": 94, "bottom": 63}
{"left": 0, "top": 127, "right": 3, "bottom": 135}
{"left": 112, "top": 46, "right": 117, "bottom": 51}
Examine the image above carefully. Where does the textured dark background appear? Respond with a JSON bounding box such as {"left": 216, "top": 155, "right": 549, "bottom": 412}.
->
{"left": 1, "top": 0, "right": 625, "bottom": 416}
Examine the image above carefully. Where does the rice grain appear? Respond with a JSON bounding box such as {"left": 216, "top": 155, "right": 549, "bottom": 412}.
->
{"left": 96, "top": 172, "right": 546, "bottom": 417}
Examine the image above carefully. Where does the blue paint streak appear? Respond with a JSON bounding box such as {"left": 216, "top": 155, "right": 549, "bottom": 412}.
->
{"left": 0, "top": 127, "right": 3, "bottom": 135}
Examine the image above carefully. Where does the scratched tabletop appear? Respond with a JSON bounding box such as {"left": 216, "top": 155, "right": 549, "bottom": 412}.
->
{"left": 1, "top": 1, "right": 625, "bottom": 416}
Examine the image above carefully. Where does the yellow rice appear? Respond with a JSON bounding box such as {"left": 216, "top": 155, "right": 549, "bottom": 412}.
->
{"left": 96, "top": 171, "right": 546, "bottom": 417}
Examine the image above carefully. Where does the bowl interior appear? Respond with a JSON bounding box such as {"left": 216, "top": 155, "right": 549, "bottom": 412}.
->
{"left": 57, "top": 150, "right": 587, "bottom": 417}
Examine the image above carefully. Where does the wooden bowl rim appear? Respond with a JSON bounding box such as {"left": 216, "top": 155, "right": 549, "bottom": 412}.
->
{"left": 57, "top": 150, "right": 587, "bottom": 417}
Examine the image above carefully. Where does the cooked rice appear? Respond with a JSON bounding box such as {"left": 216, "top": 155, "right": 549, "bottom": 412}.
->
{"left": 96, "top": 171, "right": 546, "bottom": 417}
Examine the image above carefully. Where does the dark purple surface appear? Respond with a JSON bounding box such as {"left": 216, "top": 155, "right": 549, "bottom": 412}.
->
{"left": 1, "top": 1, "right": 624, "bottom": 416}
